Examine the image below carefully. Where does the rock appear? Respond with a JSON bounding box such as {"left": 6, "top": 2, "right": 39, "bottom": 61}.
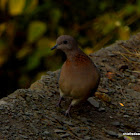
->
{"left": 95, "top": 92, "right": 111, "bottom": 103}
{"left": 46, "top": 71, "right": 55, "bottom": 77}
{"left": 130, "top": 75, "right": 137, "bottom": 83}
{"left": 111, "top": 121, "right": 121, "bottom": 126}
{"left": 29, "top": 123, "right": 39, "bottom": 134}
{"left": 136, "top": 127, "right": 140, "bottom": 133}
{"left": 118, "top": 64, "right": 128, "bottom": 71}
{"left": 98, "top": 88, "right": 109, "bottom": 93}
{"left": 126, "top": 89, "right": 134, "bottom": 94}
{"left": 98, "top": 107, "right": 105, "bottom": 112}
{"left": 108, "top": 53, "right": 117, "bottom": 57}
{"left": 59, "top": 133, "right": 70, "bottom": 138}
{"left": 84, "top": 136, "right": 91, "bottom": 140}
{"left": 102, "top": 58, "right": 108, "bottom": 62}
{"left": 42, "top": 130, "right": 50, "bottom": 135}
{"left": 87, "top": 97, "right": 100, "bottom": 108}
{"left": 0, "top": 33, "right": 140, "bottom": 140}
{"left": 123, "top": 115, "right": 130, "bottom": 118}
{"left": 63, "top": 121, "right": 74, "bottom": 126}
{"left": 19, "top": 135, "right": 28, "bottom": 139}
{"left": 105, "top": 130, "right": 118, "bottom": 137}
{"left": 54, "top": 129, "right": 66, "bottom": 133}
{"left": 0, "top": 100, "right": 8, "bottom": 105}
{"left": 4, "top": 126, "right": 10, "bottom": 130}
{"left": 30, "top": 81, "right": 44, "bottom": 91}
{"left": 119, "top": 129, "right": 124, "bottom": 133}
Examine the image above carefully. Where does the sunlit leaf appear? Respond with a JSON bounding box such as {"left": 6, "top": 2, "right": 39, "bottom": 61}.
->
{"left": 37, "top": 37, "right": 54, "bottom": 56}
{"left": 119, "top": 103, "right": 124, "bottom": 106}
{"left": 58, "top": 27, "right": 65, "bottom": 35}
{"left": 27, "top": 37, "right": 53, "bottom": 70}
{"left": 0, "top": 23, "right": 6, "bottom": 36}
{"left": 124, "top": 136, "right": 134, "bottom": 140}
{"left": 51, "top": 9, "right": 61, "bottom": 24}
{"left": 105, "top": 72, "right": 115, "bottom": 80}
{"left": 24, "top": 0, "right": 38, "bottom": 14}
{"left": 84, "top": 48, "right": 93, "bottom": 54}
{"left": 0, "top": 39, "right": 6, "bottom": 49}
{"left": 118, "top": 26, "right": 130, "bottom": 40}
{"left": 99, "top": 2, "right": 107, "bottom": 11}
{"left": 125, "top": 5, "right": 135, "bottom": 15}
{"left": 16, "top": 45, "right": 32, "bottom": 59}
{"left": 93, "top": 14, "right": 117, "bottom": 34}
{"left": 0, "top": 0, "right": 8, "bottom": 11}
{"left": 95, "top": 92, "right": 111, "bottom": 102}
{"left": 8, "top": 0, "right": 26, "bottom": 15}
{"left": 0, "top": 40, "right": 7, "bottom": 66}
{"left": 27, "top": 21, "right": 47, "bottom": 43}
{"left": 27, "top": 51, "right": 40, "bottom": 70}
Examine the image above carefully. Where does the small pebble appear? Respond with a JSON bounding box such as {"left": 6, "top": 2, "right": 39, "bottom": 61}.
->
{"left": 19, "top": 135, "right": 28, "bottom": 139}
{"left": 87, "top": 97, "right": 100, "bottom": 108}
{"left": 105, "top": 130, "right": 118, "bottom": 137}
{"left": 111, "top": 121, "right": 121, "bottom": 126}
{"left": 43, "top": 130, "right": 50, "bottom": 135}
{"left": 59, "top": 133, "right": 70, "bottom": 138}
{"left": 98, "top": 107, "right": 105, "bottom": 112}
{"left": 84, "top": 136, "right": 91, "bottom": 140}
{"left": 123, "top": 115, "right": 130, "bottom": 118}
{"left": 119, "top": 129, "right": 124, "bottom": 133}
{"left": 63, "top": 121, "right": 74, "bottom": 126}
{"left": 54, "top": 129, "right": 65, "bottom": 133}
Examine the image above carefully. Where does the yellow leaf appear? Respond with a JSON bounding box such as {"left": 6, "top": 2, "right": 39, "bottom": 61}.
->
{"left": 118, "top": 26, "right": 130, "bottom": 40}
{"left": 124, "top": 136, "right": 135, "bottom": 140}
{"left": 8, "top": 0, "right": 25, "bottom": 16}
{"left": 24, "top": 0, "right": 38, "bottom": 14}
{"left": 16, "top": 45, "right": 32, "bottom": 59}
{"left": 27, "top": 21, "right": 47, "bottom": 43}
{"left": 84, "top": 48, "right": 93, "bottom": 54}
{"left": 0, "top": 23, "right": 6, "bottom": 36}
{"left": 0, "top": 0, "right": 8, "bottom": 11}
{"left": 119, "top": 103, "right": 124, "bottom": 106}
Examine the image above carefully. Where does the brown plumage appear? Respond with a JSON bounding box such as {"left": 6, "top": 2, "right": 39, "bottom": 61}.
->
{"left": 51, "top": 35, "right": 100, "bottom": 116}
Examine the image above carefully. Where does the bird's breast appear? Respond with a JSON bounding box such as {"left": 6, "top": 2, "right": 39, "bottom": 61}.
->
{"left": 59, "top": 56, "right": 99, "bottom": 96}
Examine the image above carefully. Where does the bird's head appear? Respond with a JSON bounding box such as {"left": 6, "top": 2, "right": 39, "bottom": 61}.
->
{"left": 51, "top": 35, "right": 78, "bottom": 52}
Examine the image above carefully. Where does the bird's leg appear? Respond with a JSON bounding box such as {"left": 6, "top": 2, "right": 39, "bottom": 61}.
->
{"left": 56, "top": 96, "right": 63, "bottom": 107}
{"left": 65, "top": 103, "right": 72, "bottom": 117}
{"left": 65, "top": 99, "right": 81, "bottom": 117}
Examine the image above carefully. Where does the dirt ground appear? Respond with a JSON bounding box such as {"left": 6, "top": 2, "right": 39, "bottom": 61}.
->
{"left": 0, "top": 33, "right": 140, "bottom": 140}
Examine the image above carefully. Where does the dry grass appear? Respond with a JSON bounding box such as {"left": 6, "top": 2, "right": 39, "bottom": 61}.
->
{"left": 113, "top": 45, "right": 140, "bottom": 65}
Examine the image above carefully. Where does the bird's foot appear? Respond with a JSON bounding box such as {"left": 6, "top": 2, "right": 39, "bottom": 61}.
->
{"left": 56, "top": 96, "right": 63, "bottom": 108}
{"left": 56, "top": 103, "right": 61, "bottom": 108}
{"left": 65, "top": 110, "right": 71, "bottom": 118}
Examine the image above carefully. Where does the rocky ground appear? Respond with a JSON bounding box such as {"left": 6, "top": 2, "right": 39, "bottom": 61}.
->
{"left": 0, "top": 33, "right": 140, "bottom": 140}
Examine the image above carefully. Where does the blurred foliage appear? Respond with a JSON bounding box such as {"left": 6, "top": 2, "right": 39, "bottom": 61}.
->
{"left": 0, "top": 0, "right": 140, "bottom": 97}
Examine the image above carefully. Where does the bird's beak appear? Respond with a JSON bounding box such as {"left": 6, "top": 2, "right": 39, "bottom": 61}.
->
{"left": 51, "top": 44, "right": 58, "bottom": 50}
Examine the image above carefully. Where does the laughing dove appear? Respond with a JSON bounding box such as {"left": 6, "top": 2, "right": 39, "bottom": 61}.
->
{"left": 51, "top": 35, "right": 100, "bottom": 116}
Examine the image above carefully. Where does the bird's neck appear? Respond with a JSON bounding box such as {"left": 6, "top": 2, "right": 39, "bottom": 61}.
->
{"left": 65, "top": 48, "right": 90, "bottom": 64}
{"left": 65, "top": 48, "right": 83, "bottom": 60}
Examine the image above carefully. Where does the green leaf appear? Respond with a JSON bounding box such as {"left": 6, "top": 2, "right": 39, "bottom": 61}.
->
{"left": 8, "top": 0, "right": 26, "bottom": 15}
{"left": 27, "top": 21, "right": 47, "bottom": 43}
{"left": 27, "top": 51, "right": 40, "bottom": 70}
{"left": 37, "top": 37, "right": 53, "bottom": 56}
{"left": 51, "top": 9, "right": 61, "bottom": 24}
{"left": 125, "top": 5, "right": 135, "bottom": 15}
{"left": 24, "top": 0, "right": 38, "bottom": 14}
{"left": 16, "top": 45, "right": 32, "bottom": 59}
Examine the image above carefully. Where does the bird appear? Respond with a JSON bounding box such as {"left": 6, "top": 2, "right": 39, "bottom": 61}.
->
{"left": 51, "top": 35, "right": 100, "bottom": 116}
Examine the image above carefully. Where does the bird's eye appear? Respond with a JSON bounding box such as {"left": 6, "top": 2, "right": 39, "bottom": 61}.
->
{"left": 63, "top": 40, "right": 68, "bottom": 44}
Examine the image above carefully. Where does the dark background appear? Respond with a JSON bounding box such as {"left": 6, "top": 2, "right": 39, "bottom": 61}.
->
{"left": 0, "top": 0, "right": 140, "bottom": 98}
